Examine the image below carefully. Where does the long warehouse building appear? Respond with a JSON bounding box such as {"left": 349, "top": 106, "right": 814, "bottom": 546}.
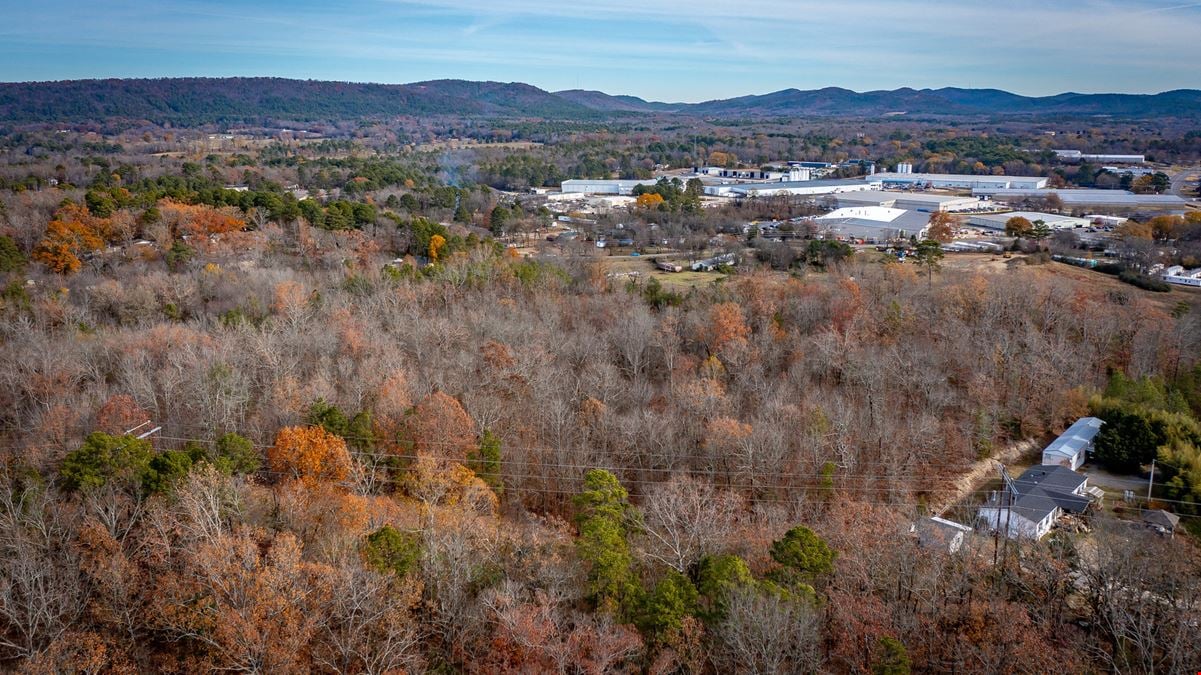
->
{"left": 968, "top": 211, "right": 1092, "bottom": 231}
{"left": 976, "top": 188, "right": 1187, "bottom": 211}
{"left": 560, "top": 179, "right": 661, "bottom": 195}
{"left": 711, "top": 178, "right": 880, "bottom": 198}
{"left": 868, "top": 172, "right": 1048, "bottom": 190}
{"left": 834, "top": 190, "right": 982, "bottom": 212}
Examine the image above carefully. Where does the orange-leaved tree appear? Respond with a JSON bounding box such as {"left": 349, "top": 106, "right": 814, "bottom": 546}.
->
{"left": 926, "top": 212, "right": 958, "bottom": 243}
{"left": 636, "top": 193, "right": 665, "bottom": 210}
{"left": 33, "top": 203, "right": 108, "bottom": 274}
{"left": 428, "top": 234, "right": 447, "bottom": 261}
{"left": 706, "top": 302, "right": 750, "bottom": 355}
{"left": 158, "top": 199, "right": 246, "bottom": 238}
{"left": 401, "top": 391, "right": 477, "bottom": 458}
{"left": 268, "top": 425, "right": 353, "bottom": 487}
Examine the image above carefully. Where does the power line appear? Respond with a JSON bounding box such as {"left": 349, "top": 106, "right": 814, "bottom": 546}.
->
{"left": 7, "top": 428, "right": 1201, "bottom": 512}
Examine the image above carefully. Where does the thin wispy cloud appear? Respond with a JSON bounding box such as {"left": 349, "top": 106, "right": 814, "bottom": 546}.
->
{"left": 1, "top": 0, "right": 1198, "bottom": 100}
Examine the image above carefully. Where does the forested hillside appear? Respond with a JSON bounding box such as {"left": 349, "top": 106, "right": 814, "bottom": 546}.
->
{"left": 1, "top": 224, "right": 1200, "bottom": 670}
{"left": 1, "top": 119, "right": 1200, "bottom": 673}
{"left": 4, "top": 77, "right": 1201, "bottom": 126}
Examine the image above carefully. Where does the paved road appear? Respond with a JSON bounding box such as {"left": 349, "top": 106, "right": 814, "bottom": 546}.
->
{"left": 1169, "top": 166, "right": 1200, "bottom": 199}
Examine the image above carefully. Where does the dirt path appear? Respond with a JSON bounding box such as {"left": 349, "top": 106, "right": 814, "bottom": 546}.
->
{"left": 932, "top": 439, "right": 1041, "bottom": 517}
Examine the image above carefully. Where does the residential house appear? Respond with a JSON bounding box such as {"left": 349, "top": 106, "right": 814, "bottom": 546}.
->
{"left": 978, "top": 465, "right": 1091, "bottom": 540}
{"left": 1042, "top": 417, "right": 1104, "bottom": 470}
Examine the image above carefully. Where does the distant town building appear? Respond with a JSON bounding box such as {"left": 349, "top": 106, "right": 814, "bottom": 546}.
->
{"left": 814, "top": 206, "right": 928, "bottom": 242}
{"left": 1162, "top": 265, "right": 1201, "bottom": 287}
{"left": 835, "top": 190, "right": 981, "bottom": 212}
{"left": 560, "top": 179, "right": 660, "bottom": 195}
{"left": 868, "top": 172, "right": 1048, "bottom": 190}
{"left": 708, "top": 178, "right": 880, "bottom": 198}
{"left": 1053, "top": 150, "right": 1146, "bottom": 164}
{"left": 968, "top": 211, "right": 1091, "bottom": 231}
{"left": 976, "top": 188, "right": 1186, "bottom": 211}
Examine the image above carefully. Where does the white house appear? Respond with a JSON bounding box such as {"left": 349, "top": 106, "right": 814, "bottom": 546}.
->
{"left": 1042, "top": 417, "right": 1104, "bottom": 470}
{"left": 978, "top": 465, "right": 1091, "bottom": 540}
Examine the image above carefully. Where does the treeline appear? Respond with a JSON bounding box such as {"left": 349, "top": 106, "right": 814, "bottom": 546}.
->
{"left": 1092, "top": 372, "right": 1201, "bottom": 512}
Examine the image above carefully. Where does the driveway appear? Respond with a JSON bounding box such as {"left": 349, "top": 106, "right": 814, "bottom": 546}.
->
{"left": 1082, "top": 465, "right": 1146, "bottom": 495}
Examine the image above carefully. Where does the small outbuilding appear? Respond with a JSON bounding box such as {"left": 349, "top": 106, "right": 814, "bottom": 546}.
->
{"left": 1042, "top": 417, "right": 1104, "bottom": 470}
{"left": 1143, "top": 509, "right": 1181, "bottom": 536}
{"left": 913, "top": 517, "right": 974, "bottom": 553}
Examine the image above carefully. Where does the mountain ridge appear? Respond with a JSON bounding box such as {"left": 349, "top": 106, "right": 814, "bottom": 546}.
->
{"left": 1, "top": 77, "right": 1198, "bottom": 124}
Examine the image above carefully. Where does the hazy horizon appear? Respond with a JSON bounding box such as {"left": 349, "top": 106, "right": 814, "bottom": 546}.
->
{"left": 2, "top": 0, "right": 1201, "bottom": 103}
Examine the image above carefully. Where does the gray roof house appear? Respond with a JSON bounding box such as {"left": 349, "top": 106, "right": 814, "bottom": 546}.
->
{"left": 1042, "top": 417, "right": 1104, "bottom": 470}
{"left": 978, "top": 465, "right": 1091, "bottom": 540}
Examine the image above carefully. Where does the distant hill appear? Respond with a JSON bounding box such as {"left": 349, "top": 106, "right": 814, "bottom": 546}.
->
{"left": 1, "top": 77, "right": 1199, "bottom": 124}
{"left": 0, "top": 77, "right": 600, "bottom": 125}
{"left": 678, "top": 86, "right": 1201, "bottom": 117}
{"left": 553, "top": 89, "right": 682, "bottom": 113}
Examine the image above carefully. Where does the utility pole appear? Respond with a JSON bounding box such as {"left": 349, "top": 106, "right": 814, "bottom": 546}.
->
{"left": 1146, "top": 459, "right": 1156, "bottom": 503}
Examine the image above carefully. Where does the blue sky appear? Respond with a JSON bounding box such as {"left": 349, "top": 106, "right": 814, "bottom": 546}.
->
{"left": 2, "top": 0, "right": 1199, "bottom": 101}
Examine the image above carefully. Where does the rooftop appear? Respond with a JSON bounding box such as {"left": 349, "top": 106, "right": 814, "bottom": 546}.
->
{"left": 978, "top": 188, "right": 1187, "bottom": 206}
{"left": 915, "top": 516, "right": 973, "bottom": 550}
{"left": 870, "top": 172, "right": 1044, "bottom": 183}
{"left": 1043, "top": 417, "right": 1104, "bottom": 461}
{"left": 735, "top": 178, "right": 876, "bottom": 192}
{"left": 972, "top": 211, "right": 1090, "bottom": 224}
{"left": 840, "top": 190, "right": 977, "bottom": 204}
{"left": 1015, "top": 464, "right": 1088, "bottom": 496}
{"left": 1143, "top": 509, "right": 1181, "bottom": 530}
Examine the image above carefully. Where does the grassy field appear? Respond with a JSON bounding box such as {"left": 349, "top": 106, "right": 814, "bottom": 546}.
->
{"left": 597, "top": 249, "right": 1201, "bottom": 313}
{"left": 602, "top": 255, "right": 730, "bottom": 290}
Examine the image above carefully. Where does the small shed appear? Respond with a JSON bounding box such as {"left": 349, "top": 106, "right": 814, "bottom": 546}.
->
{"left": 1143, "top": 509, "right": 1181, "bottom": 536}
{"left": 913, "top": 517, "right": 973, "bottom": 553}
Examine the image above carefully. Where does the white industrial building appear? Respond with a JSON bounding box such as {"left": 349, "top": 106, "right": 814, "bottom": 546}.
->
{"left": 976, "top": 188, "right": 1187, "bottom": 211}
{"left": 1163, "top": 266, "right": 1201, "bottom": 287}
{"left": 1054, "top": 150, "right": 1146, "bottom": 164}
{"left": 868, "top": 172, "right": 1048, "bottom": 190}
{"left": 834, "top": 190, "right": 981, "bottom": 212}
{"left": 560, "top": 179, "right": 660, "bottom": 195}
{"left": 968, "top": 211, "right": 1091, "bottom": 231}
{"left": 694, "top": 166, "right": 812, "bottom": 182}
{"left": 708, "top": 178, "right": 880, "bottom": 198}
{"left": 814, "top": 206, "right": 929, "bottom": 242}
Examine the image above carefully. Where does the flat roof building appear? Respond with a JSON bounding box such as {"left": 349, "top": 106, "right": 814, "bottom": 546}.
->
{"left": 560, "top": 179, "right": 660, "bottom": 195}
{"left": 814, "top": 206, "right": 929, "bottom": 242}
{"left": 835, "top": 190, "right": 981, "bottom": 212}
{"left": 711, "top": 178, "right": 880, "bottom": 198}
{"left": 868, "top": 172, "right": 1048, "bottom": 190}
{"left": 977, "top": 188, "right": 1187, "bottom": 211}
{"left": 1054, "top": 150, "right": 1146, "bottom": 164}
{"left": 968, "top": 211, "right": 1092, "bottom": 231}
